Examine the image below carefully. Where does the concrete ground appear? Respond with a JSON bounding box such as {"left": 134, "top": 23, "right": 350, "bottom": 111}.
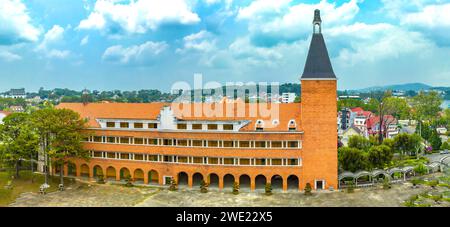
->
{"left": 8, "top": 180, "right": 448, "bottom": 207}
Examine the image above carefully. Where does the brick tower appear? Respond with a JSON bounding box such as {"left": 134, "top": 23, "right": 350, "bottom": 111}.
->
{"left": 300, "top": 9, "right": 338, "bottom": 190}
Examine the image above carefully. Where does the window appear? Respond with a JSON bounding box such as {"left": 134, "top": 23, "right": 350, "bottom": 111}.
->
{"left": 107, "top": 152, "right": 115, "bottom": 159}
{"left": 223, "top": 141, "right": 234, "bottom": 148}
{"left": 255, "top": 141, "right": 266, "bottom": 148}
{"left": 239, "top": 141, "right": 250, "bottom": 148}
{"left": 208, "top": 141, "right": 218, "bottom": 147}
{"left": 163, "top": 156, "right": 174, "bottom": 163}
{"left": 163, "top": 139, "right": 173, "bottom": 146}
{"left": 178, "top": 156, "right": 188, "bottom": 163}
{"left": 288, "top": 141, "right": 299, "bottom": 148}
{"left": 193, "top": 157, "right": 203, "bottom": 164}
{"left": 272, "top": 141, "right": 282, "bottom": 148}
{"left": 177, "top": 124, "right": 187, "bottom": 130}
{"left": 316, "top": 180, "right": 324, "bottom": 190}
{"left": 271, "top": 159, "right": 282, "bottom": 166}
{"left": 288, "top": 159, "right": 299, "bottom": 166}
{"left": 148, "top": 155, "right": 158, "bottom": 162}
{"left": 148, "top": 139, "right": 158, "bottom": 145}
{"left": 240, "top": 159, "right": 250, "bottom": 165}
{"left": 107, "top": 137, "right": 116, "bottom": 143}
{"left": 208, "top": 158, "right": 219, "bottom": 165}
{"left": 223, "top": 124, "right": 233, "bottom": 131}
{"left": 192, "top": 124, "right": 202, "bottom": 130}
{"left": 120, "top": 137, "right": 130, "bottom": 144}
{"left": 256, "top": 120, "right": 264, "bottom": 131}
{"left": 93, "top": 136, "right": 103, "bottom": 143}
{"left": 134, "top": 154, "right": 144, "bottom": 161}
{"left": 93, "top": 151, "right": 103, "bottom": 158}
{"left": 192, "top": 140, "right": 203, "bottom": 147}
{"left": 148, "top": 123, "right": 158, "bottom": 129}
{"left": 120, "top": 153, "right": 130, "bottom": 160}
{"left": 82, "top": 137, "right": 89, "bottom": 142}
{"left": 208, "top": 124, "right": 218, "bottom": 130}
{"left": 106, "top": 122, "right": 115, "bottom": 128}
{"left": 255, "top": 159, "right": 266, "bottom": 166}
{"left": 134, "top": 123, "right": 143, "bottom": 129}
{"left": 223, "top": 158, "right": 234, "bottom": 165}
{"left": 120, "top": 122, "right": 129, "bottom": 128}
{"left": 177, "top": 140, "right": 188, "bottom": 146}
{"left": 134, "top": 138, "right": 144, "bottom": 145}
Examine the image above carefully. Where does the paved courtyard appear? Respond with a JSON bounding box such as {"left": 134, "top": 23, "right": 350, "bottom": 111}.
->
{"left": 8, "top": 179, "right": 449, "bottom": 207}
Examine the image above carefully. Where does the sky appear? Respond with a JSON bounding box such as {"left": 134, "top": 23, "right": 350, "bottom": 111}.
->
{"left": 0, "top": 0, "right": 450, "bottom": 92}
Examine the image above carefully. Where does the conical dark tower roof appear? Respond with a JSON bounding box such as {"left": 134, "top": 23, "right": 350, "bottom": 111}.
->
{"left": 302, "top": 10, "right": 336, "bottom": 80}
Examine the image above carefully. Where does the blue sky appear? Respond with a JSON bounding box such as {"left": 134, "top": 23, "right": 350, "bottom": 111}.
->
{"left": 1, "top": 0, "right": 450, "bottom": 92}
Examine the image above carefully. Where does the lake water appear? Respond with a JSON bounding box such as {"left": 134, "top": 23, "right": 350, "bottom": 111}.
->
{"left": 442, "top": 100, "right": 450, "bottom": 109}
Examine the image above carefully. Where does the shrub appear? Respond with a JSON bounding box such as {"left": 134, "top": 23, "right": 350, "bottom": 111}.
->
{"left": 346, "top": 181, "right": 355, "bottom": 193}
{"left": 304, "top": 183, "right": 312, "bottom": 196}
{"left": 200, "top": 180, "right": 208, "bottom": 193}
{"left": 414, "top": 164, "right": 428, "bottom": 175}
{"left": 232, "top": 182, "right": 239, "bottom": 195}
{"left": 383, "top": 178, "right": 391, "bottom": 190}
{"left": 265, "top": 183, "right": 272, "bottom": 196}
{"left": 169, "top": 178, "right": 178, "bottom": 191}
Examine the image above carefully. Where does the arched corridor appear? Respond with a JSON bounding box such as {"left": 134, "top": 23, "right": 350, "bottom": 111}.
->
{"left": 178, "top": 172, "right": 189, "bottom": 187}
{"left": 106, "top": 166, "right": 116, "bottom": 181}
{"left": 80, "top": 164, "right": 89, "bottom": 178}
{"left": 223, "top": 174, "right": 235, "bottom": 191}
{"left": 93, "top": 165, "right": 103, "bottom": 178}
{"left": 134, "top": 169, "right": 144, "bottom": 184}
{"left": 287, "top": 175, "right": 299, "bottom": 191}
{"left": 255, "top": 175, "right": 267, "bottom": 190}
{"left": 192, "top": 173, "right": 204, "bottom": 187}
{"left": 208, "top": 174, "right": 219, "bottom": 189}
{"left": 271, "top": 175, "right": 283, "bottom": 191}
{"left": 67, "top": 163, "right": 76, "bottom": 176}
{"left": 120, "top": 168, "right": 131, "bottom": 181}
{"left": 148, "top": 170, "right": 159, "bottom": 185}
{"left": 239, "top": 175, "right": 251, "bottom": 191}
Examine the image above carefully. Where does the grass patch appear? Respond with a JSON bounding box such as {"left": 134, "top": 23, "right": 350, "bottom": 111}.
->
{"left": 0, "top": 170, "right": 75, "bottom": 206}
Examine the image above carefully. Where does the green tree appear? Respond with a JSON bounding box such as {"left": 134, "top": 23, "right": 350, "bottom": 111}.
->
{"left": 411, "top": 91, "right": 443, "bottom": 121}
{"left": 338, "top": 147, "right": 368, "bottom": 172}
{"left": 383, "top": 96, "right": 411, "bottom": 120}
{"left": 0, "top": 113, "right": 39, "bottom": 178}
{"left": 429, "top": 131, "right": 442, "bottom": 151}
{"left": 50, "top": 109, "right": 90, "bottom": 189}
{"left": 392, "top": 133, "right": 423, "bottom": 157}
{"left": 348, "top": 135, "right": 371, "bottom": 151}
{"left": 367, "top": 145, "right": 393, "bottom": 169}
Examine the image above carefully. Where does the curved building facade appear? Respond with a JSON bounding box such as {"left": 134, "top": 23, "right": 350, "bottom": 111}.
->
{"left": 55, "top": 10, "right": 338, "bottom": 191}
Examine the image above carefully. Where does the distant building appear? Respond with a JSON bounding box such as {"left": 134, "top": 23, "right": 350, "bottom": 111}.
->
{"left": 281, "top": 93, "right": 296, "bottom": 103}
{"left": 9, "top": 106, "right": 25, "bottom": 113}
{"left": 3, "top": 88, "right": 26, "bottom": 99}
{"left": 338, "top": 95, "right": 361, "bottom": 100}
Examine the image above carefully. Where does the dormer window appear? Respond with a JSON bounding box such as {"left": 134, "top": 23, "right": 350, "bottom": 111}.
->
{"left": 288, "top": 120, "right": 297, "bottom": 131}
{"left": 256, "top": 120, "right": 264, "bottom": 131}
{"left": 272, "top": 119, "right": 279, "bottom": 126}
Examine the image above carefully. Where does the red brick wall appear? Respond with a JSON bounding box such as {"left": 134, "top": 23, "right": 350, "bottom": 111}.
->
{"left": 301, "top": 80, "right": 338, "bottom": 190}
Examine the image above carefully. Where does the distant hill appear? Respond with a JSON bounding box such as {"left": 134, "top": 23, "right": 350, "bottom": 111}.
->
{"left": 357, "top": 83, "right": 433, "bottom": 92}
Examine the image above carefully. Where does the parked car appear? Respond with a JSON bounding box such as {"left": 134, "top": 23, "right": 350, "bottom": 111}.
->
{"left": 440, "top": 150, "right": 450, "bottom": 155}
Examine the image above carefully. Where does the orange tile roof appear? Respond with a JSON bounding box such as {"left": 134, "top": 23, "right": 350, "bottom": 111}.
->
{"left": 57, "top": 102, "right": 302, "bottom": 132}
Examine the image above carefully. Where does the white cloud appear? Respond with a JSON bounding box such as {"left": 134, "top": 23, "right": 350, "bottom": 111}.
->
{"left": 80, "top": 36, "right": 89, "bottom": 46}
{"left": 0, "top": 0, "right": 41, "bottom": 45}
{"left": 176, "top": 30, "right": 217, "bottom": 54}
{"left": 78, "top": 0, "right": 200, "bottom": 35}
{"left": 401, "top": 3, "right": 450, "bottom": 28}
{"left": 330, "top": 23, "right": 433, "bottom": 66}
{"left": 237, "top": 0, "right": 361, "bottom": 46}
{"left": 0, "top": 50, "right": 22, "bottom": 62}
{"left": 102, "top": 41, "right": 169, "bottom": 65}
{"left": 35, "top": 25, "right": 71, "bottom": 59}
